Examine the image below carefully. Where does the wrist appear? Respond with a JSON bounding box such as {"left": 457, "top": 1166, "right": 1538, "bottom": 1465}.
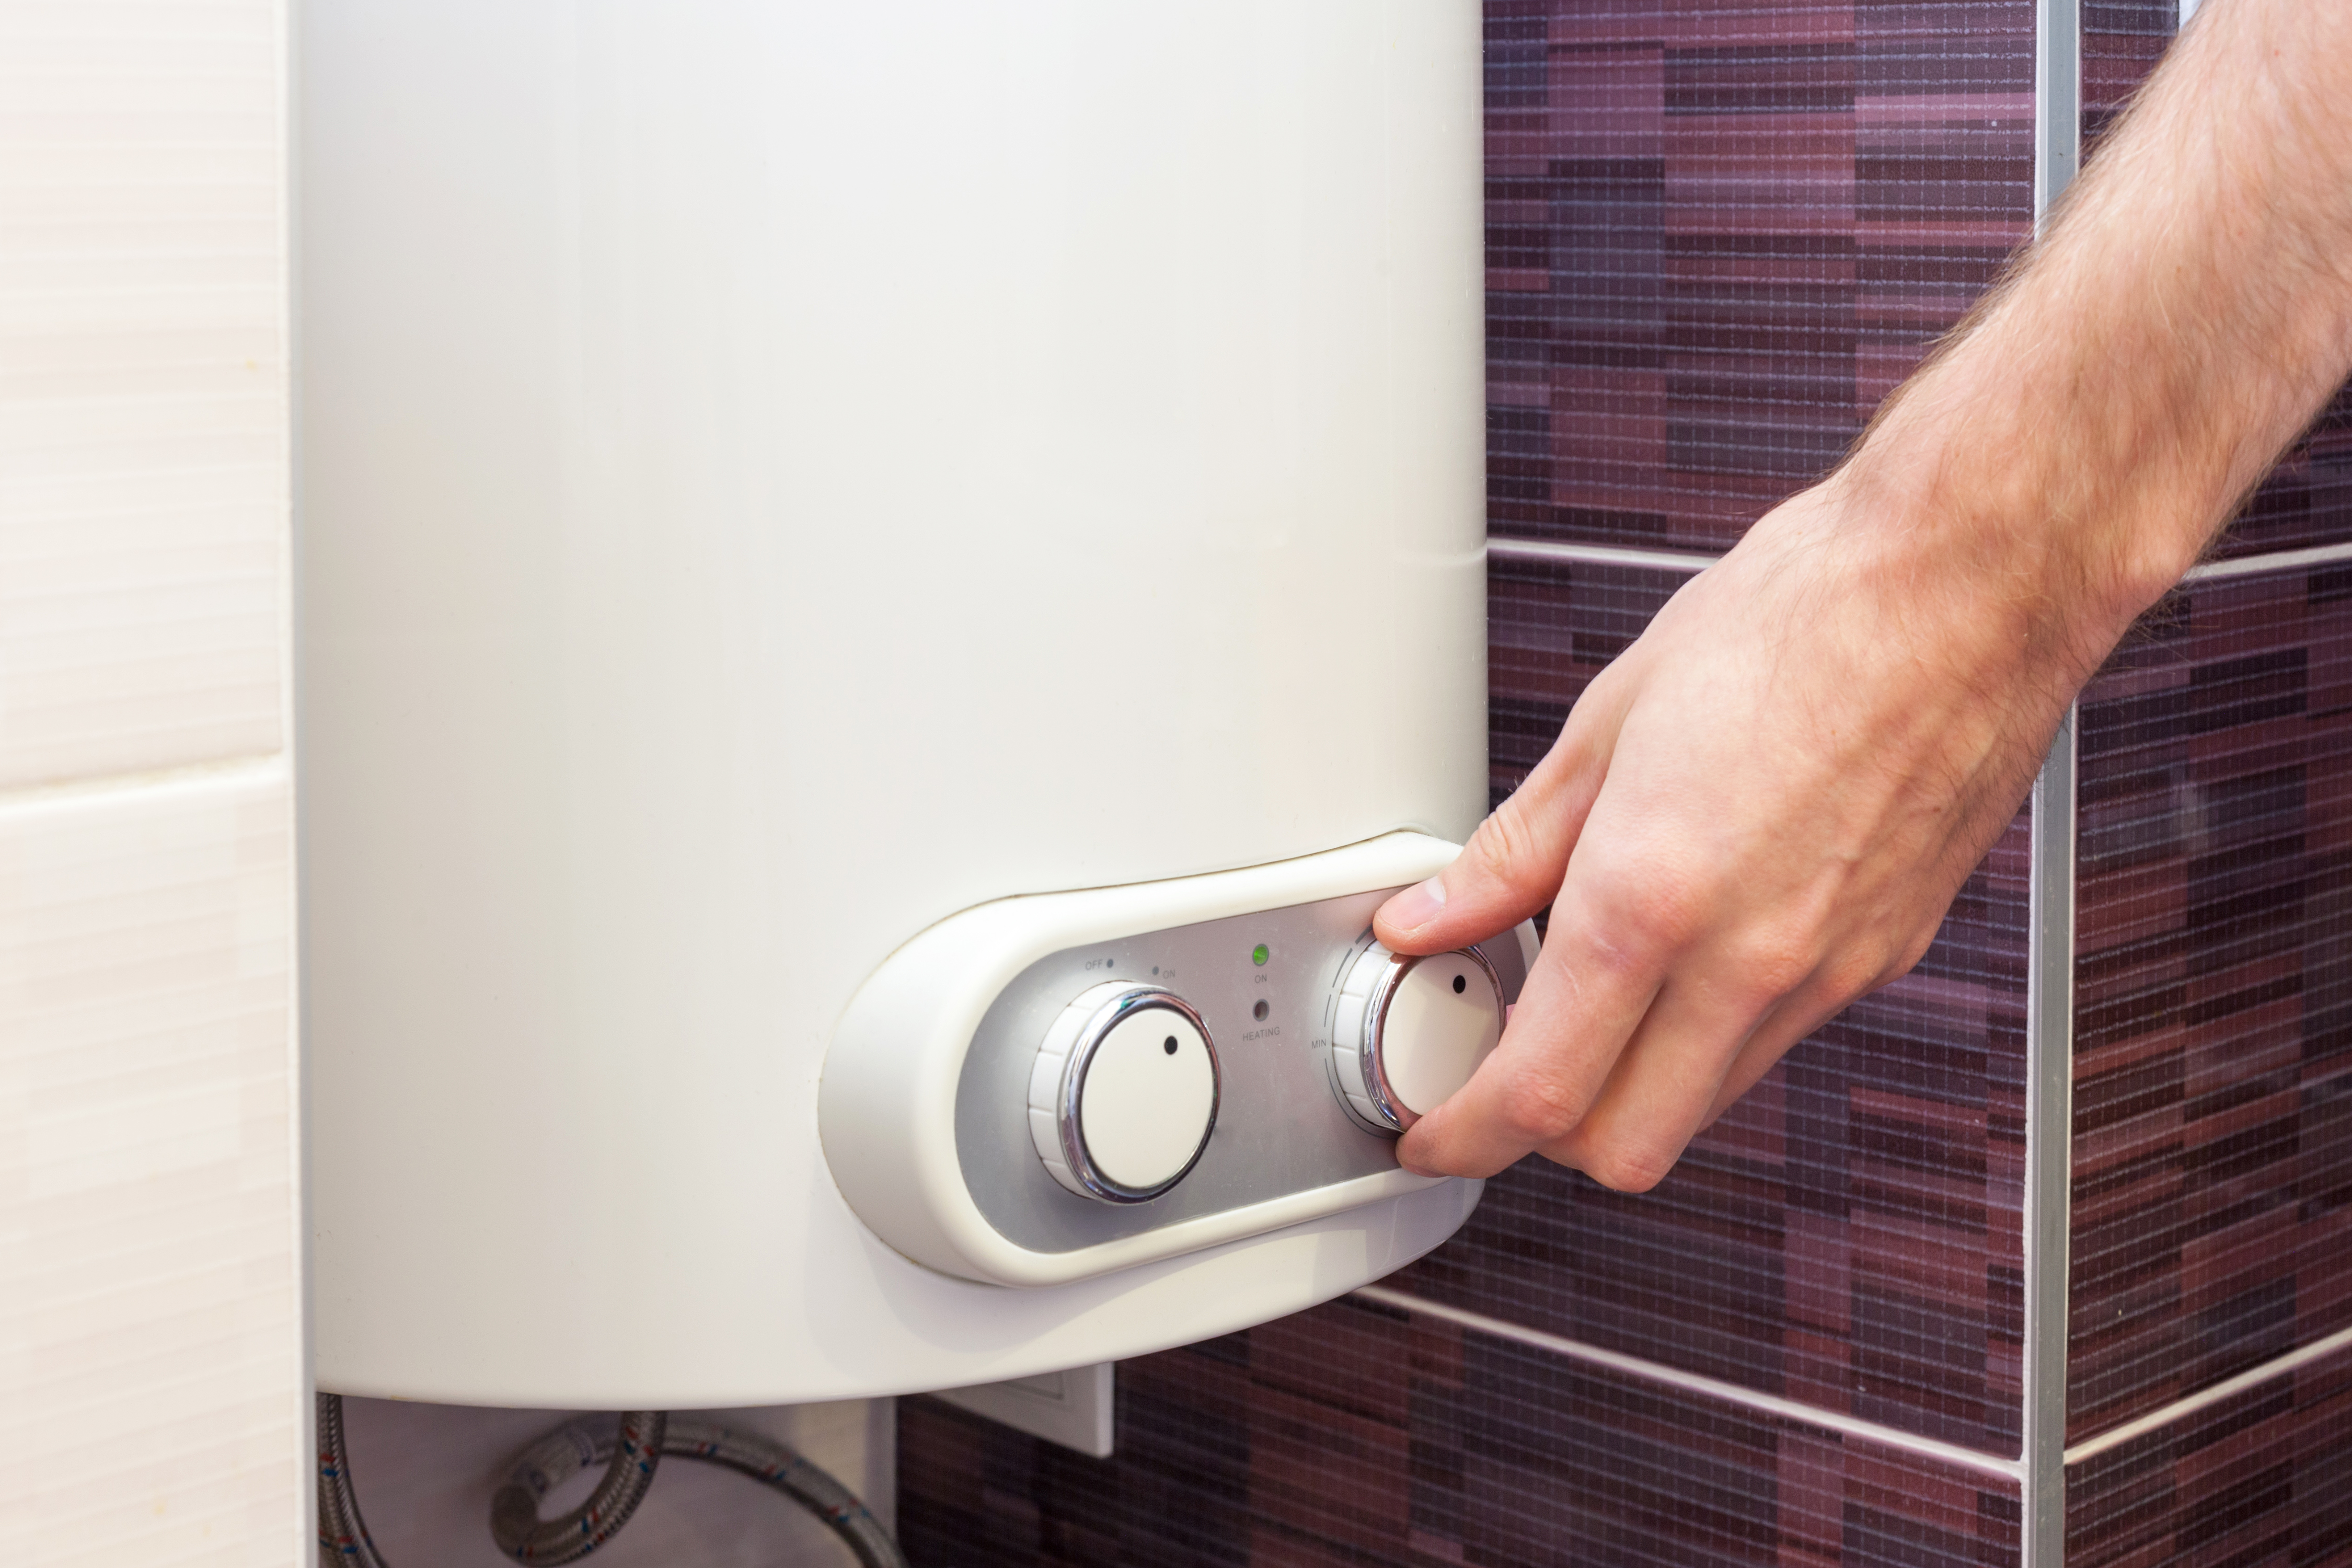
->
{"left": 1828, "top": 318, "right": 2207, "bottom": 667}
{"left": 1750, "top": 419, "right": 2157, "bottom": 702}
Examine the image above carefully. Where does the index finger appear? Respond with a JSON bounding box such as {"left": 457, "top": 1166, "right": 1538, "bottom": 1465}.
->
{"left": 1394, "top": 899, "right": 1663, "bottom": 1179}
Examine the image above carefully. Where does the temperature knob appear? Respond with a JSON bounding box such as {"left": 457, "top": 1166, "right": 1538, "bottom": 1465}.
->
{"left": 1029, "top": 983, "right": 1219, "bottom": 1203}
{"left": 1328, "top": 943, "right": 1503, "bottom": 1133}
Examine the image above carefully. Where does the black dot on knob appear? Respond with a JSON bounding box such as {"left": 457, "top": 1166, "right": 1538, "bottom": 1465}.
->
{"left": 1452, "top": 973, "right": 1467, "bottom": 994}
{"left": 1163, "top": 1036, "right": 1179, "bottom": 1055}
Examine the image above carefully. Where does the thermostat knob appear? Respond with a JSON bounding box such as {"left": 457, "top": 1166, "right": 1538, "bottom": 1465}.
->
{"left": 1028, "top": 983, "right": 1219, "bottom": 1203}
{"left": 1327, "top": 942, "right": 1503, "bottom": 1134}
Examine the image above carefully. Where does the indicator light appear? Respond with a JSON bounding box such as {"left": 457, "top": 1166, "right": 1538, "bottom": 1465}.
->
{"left": 1251, "top": 944, "right": 1269, "bottom": 966}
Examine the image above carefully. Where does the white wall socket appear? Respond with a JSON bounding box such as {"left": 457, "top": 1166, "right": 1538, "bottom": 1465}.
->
{"left": 928, "top": 1364, "right": 1117, "bottom": 1459}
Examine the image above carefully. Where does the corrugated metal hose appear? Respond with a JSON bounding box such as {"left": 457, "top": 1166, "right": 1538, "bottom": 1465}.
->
{"left": 317, "top": 1392, "right": 908, "bottom": 1568}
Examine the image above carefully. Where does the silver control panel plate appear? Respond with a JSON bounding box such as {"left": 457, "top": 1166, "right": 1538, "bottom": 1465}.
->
{"left": 952, "top": 887, "right": 1530, "bottom": 1253}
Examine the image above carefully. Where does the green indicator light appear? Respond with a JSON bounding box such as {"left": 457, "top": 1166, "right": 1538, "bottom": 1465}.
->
{"left": 1251, "top": 944, "right": 1270, "bottom": 966}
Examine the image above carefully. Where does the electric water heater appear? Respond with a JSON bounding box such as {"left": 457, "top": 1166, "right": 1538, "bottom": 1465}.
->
{"left": 302, "top": 0, "right": 1515, "bottom": 1409}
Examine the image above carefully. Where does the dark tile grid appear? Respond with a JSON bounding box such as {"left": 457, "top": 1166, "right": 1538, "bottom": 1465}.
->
{"left": 898, "top": 1296, "right": 2022, "bottom": 1568}
{"left": 2081, "top": 0, "right": 2172, "bottom": 151}
{"left": 2228, "top": 389, "right": 2352, "bottom": 561}
{"left": 1485, "top": 0, "right": 2034, "bottom": 554}
{"left": 2080, "top": 0, "right": 2352, "bottom": 560}
{"left": 1432, "top": 554, "right": 2030, "bottom": 1457}
{"left": 2066, "top": 1343, "right": 2352, "bottom": 1568}
{"left": 1486, "top": 557, "right": 1682, "bottom": 810}
{"left": 2070, "top": 567, "right": 2352, "bottom": 1443}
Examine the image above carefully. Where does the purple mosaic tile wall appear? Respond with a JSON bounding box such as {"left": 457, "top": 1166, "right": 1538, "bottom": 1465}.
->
{"left": 1485, "top": 0, "right": 2034, "bottom": 554}
{"left": 2226, "top": 399, "right": 2352, "bottom": 561}
{"left": 1466, "top": 0, "right": 2042, "bottom": 1458}
{"left": 1487, "top": 559, "right": 1687, "bottom": 809}
{"left": 2066, "top": 1344, "right": 2352, "bottom": 1568}
{"left": 2081, "top": 0, "right": 2170, "bottom": 151}
{"left": 2069, "top": 566, "right": 2352, "bottom": 1442}
{"left": 900, "top": 1297, "right": 2022, "bottom": 1568}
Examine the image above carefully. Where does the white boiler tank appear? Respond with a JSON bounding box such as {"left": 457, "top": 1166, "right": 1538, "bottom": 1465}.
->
{"left": 301, "top": 0, "right": 1515, "bottom": 1409}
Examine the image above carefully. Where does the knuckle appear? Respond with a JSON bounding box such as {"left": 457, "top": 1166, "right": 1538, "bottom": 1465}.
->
{"left": 1595, "top": 865, "right": 1709, "bottom": 967}
{"left": 1819, "top": 942, "right": 1886, "bottom": 1004}
{"left": 1565, "top": 662, "right": 1626, "bottom": 722}
{"left": 1729, "top": 926, "right": 1819, "bottom": 1002}
{"left": 1494, "top": 1063, "right": 1590, "bottom": 1145}
{"left": 1468, "top": 798, "right": 1543, "bottom": 893}
{"left": 1581, "top": 1138, "right": 1678, "bottom": 1194}
{"left": 1892, "top": 927, "right": 1938, "bottom": 978}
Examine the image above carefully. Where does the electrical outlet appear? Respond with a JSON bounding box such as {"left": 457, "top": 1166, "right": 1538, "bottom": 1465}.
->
{"left": 928, "top": 1363, "right": 1116, "bottom": 1458}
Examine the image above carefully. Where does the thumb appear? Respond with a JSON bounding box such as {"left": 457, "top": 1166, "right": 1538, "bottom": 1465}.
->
{"left": 1374, "top": 695, "right": 1620, "bottom": 955}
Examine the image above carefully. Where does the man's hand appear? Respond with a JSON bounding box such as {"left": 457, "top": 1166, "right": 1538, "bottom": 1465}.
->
{"left": 1376, "top": 482, "right": 2078, "bottom": 1186}
{"left": 1380, "top": 0, "right": 2352, "bottom": 1187}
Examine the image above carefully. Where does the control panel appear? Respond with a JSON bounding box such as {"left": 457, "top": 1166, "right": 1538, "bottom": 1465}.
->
{"left": 954, "top": 893, "right": 1531, "bottom": 1255}
{"left": 820, "top": 833, "right": 1538, "bottom": 1287}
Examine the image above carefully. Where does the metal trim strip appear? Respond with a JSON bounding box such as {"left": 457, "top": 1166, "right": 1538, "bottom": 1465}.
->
{"left": 1482, "top": 538, "right": 1717, "bottom": 575}
{"left": 2022, "top": 708, "right": 2080, "bottom": 1567}
{"left": 1485, "top": 537, "right": 2352, "bottom": 583}
{"left": 2183, "top": 539, "right": 2352, "bottom": 581}
{"left": 2063, "top": 1321, "right": 2352, "bottom": 1466}
{"left": 1351, "top": 1285, "right": 2026, "bottom": 1481}
{"left": 1477, "top": 543, "right": 2352, "bottom": 585}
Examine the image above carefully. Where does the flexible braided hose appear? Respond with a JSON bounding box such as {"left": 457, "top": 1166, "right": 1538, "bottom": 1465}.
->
{"left": 314, "top": 1392, "right": 906, "bottom": 1568}
{"left": 489, "top": 1409, "right": 666, "bottom": 1563}
{"left": 316, "top": 1393, "right": 392, "bottom": 1568}
{"left": 656, "top": 1417, "right": 906, "bottom": 1568}
{"left": 497, "top": 1415, "right": 907, "bottom": 1568}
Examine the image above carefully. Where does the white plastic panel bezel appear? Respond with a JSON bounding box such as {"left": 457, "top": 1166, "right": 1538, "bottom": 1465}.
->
{"left": 820, "top": 833, "right": 1509, "bottom": 1286}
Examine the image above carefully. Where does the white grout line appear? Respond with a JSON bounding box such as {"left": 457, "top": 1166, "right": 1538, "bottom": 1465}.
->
{"left": 2182, "top": 539, "right": 2352, "bottom": 581}
{"left": 1350, "top": 1284, "right": 2027, "bottom": 1483}
{"left": 2062, "top": 1323, "right": 2352, "bottom": 1466}
{"left": 1483, "top": 538, "right": 1719, "bottom": 575}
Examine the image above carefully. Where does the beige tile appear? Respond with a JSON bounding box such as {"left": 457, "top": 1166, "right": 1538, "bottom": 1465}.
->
{"left": 0, "top": 0, "right": 286, "bottom": 791}
{"left": 0, "top": 765, "right": 300, "bottom": 1566}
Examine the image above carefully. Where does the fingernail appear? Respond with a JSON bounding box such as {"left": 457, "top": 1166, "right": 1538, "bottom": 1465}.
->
{"left": 1382, "top": 875, "right": 1447, "bottom": 931}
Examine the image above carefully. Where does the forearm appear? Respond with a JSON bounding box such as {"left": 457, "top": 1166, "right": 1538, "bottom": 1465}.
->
{"left": 1833, "top": 0, "right": 2352, "bottom": 675}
